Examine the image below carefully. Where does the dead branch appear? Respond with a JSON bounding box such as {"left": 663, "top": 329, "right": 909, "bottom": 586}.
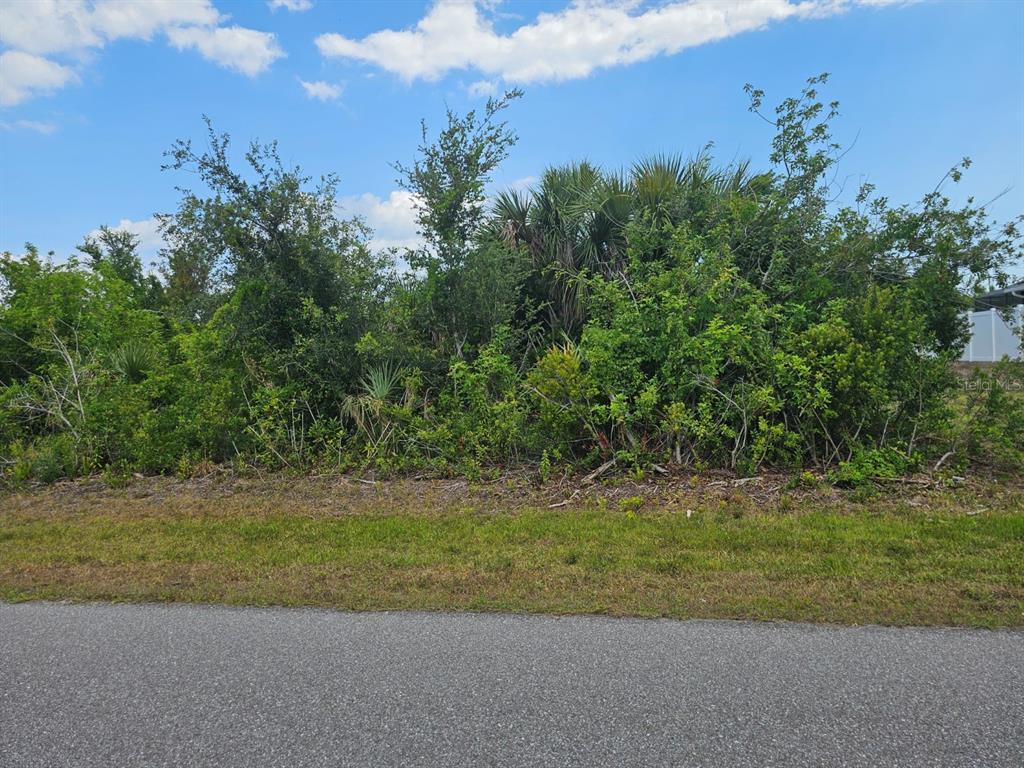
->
{"left": 548, "top": 489, "right": 581, "bottom": 508}
{"left": 583, "top": 457, "right": 617, "bottom": 484}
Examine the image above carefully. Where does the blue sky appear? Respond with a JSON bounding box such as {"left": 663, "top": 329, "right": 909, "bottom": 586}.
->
{"left": 1, "top": 0, "right": 1021, "bottom": 271}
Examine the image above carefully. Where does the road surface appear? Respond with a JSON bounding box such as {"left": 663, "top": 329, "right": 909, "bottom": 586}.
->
{"left": 1, "top": 602, "right": 1021, "bottom": 767}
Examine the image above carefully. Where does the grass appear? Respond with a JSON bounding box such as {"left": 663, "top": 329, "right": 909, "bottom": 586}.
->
{"left": 1, "top": 474, "right": 1022, "bottom": 626}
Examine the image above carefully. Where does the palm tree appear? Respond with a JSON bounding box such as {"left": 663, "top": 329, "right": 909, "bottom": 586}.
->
{"left": 489, "top": 162, "right": 627, "bottom": 336}
{"left": 489, "top": 153, "right": 768, "bottom": 340}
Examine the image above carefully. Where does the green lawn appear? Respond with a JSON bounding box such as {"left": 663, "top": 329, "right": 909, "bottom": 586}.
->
{"left": 2, "top": 475, "right": 1022, "bottom": 626}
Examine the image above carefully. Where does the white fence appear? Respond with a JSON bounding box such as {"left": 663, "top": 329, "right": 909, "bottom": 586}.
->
{"left": 961, "top": 307, "right": 1024, "bottom": 362}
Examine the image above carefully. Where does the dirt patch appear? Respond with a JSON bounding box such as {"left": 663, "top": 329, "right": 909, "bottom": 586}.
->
{"left": 6, "top": 468, "right": 1019, "bottom": 520}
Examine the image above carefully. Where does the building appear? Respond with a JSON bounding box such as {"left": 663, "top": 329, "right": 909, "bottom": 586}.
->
{"left": 961, "top": 281, "right": 1024, "bottom": 362}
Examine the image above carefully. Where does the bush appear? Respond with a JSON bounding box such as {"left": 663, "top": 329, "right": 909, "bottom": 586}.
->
{"left": 945, "top": 361, "right": 1024, "bottom": 472}
{"left": 6, "top": 435, "right": 77, "bottom": 484}
{"left": 828, "top": 447, "right": 919, "bottom": 487}
{"left": 2, "top": 77, "right": 1021, "bottom": 483}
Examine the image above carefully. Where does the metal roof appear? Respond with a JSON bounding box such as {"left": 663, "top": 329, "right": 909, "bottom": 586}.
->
{"left": 974, "top": 281, "right": 1024, "bottom": 310}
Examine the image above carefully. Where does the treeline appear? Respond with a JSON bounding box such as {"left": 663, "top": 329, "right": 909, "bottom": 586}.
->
{"left": 2, "top": 76, "right": 1022, "bottom": 484}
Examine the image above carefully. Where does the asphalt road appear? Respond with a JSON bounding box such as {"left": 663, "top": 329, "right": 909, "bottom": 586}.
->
{"left": 1, "top": 602, "right": 1021, "bottom": 767}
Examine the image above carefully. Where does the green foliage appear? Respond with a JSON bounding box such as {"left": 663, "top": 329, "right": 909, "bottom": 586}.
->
{"left": 394, "top": 91, "right": 528, "bottom": 361}
{"left": 538, "top": 449, "right": 552, "bottom": 484}
{"left": 423, "top": 333, "right": 527, "bottom": 467}
{"left": 396, "top": 90, "right": 522, "bottom": 271}
{"left": 3, "top": 77, "right": 1021, "bottom": 484}
{"left": 5, "top": 435, "right": 77, "bottom": 484}
{"left": 360, "top": 362, "right": 404, "bottom": 402}
{"left": 618, "top": 495, "right": 644, "bottom": 515}
{"left": 829, "top": 447, "right": 918, "bottom": 487}
{"left": 946, "top": 361, "right": 1024, "bottom": 471}
{"left": 77, "top": 226, "right": 164, "bottom": 310}
{"left": 526, "top": 339, "right": 595, "bottom": 456}
{"left": 110, "top": 340, "right": 155, "bottom": 384}
{"left": 488, "top": 152, "right": 765, "bottom": 340}
{"left": 159, "top": 117, "right": 385, "bottom": 406}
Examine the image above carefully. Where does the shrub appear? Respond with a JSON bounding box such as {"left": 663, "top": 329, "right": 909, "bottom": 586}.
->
{"left": 3, "top": 77, "right": 1020, "bottom": 483}
{"left": 829, "top": 447, "right": 919, "bottom": 487}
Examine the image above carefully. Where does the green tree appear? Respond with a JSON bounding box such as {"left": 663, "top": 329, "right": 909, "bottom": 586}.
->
{"left": 394, "top": 91, "right": 526, "bottom": 360}
{"left": 77, "top": 226, "right": 164, "bottom": 310}
{"left": 490, "top": 153, "right": 765, "bottom": 340}
{"left": 159, "top": 118, "right": 385, "bottom": 403}
{"left": 396, "top": 90, "right": 522, "bottom": 271}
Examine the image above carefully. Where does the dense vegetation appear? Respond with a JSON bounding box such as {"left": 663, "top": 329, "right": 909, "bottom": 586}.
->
{"left": 2, "top": 76, "right": 1022, "bottom": 485}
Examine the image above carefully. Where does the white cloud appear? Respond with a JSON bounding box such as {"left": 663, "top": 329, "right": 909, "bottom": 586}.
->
{"left": 0, "top": 118, "right": 59, "bottom": 134}
{"left": 0, "top": 0, "right": 101, "bottom": 55}
{"left": 339, "top": 190, "right": 423, "bottom": 253}
{"left": 0, "top": 1, "right": 283, "bottom": 104}
{"left": 299, "top": 78, "right": 343, "bottom": 101}
{"left": 166, "top": 25, "right": 284, "bottom": 76}
{"left": 0, "top": 0, "right": 221, "bottom": 56}
{"left": 90, "top": 217, "right": 166, "bottom": 265}
{"left": 0, "top": 51, "right": 78, "bottom": 106}
{"left": 268, "top": 0, "right": 313, "bottom": 11}
{"left": 466, "top": 79, "right": 497, "bottom": 98}
{"left": 508, "top": 175, "right": 536, "bottom": 191}
{"left": 316, "top": 0, "right": 902, "bottom": 84}
{"left": 89, "top": 0, "right": 222, "bottom": 44}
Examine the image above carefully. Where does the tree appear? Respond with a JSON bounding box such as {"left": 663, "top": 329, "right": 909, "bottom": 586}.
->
{"left": 396, "top": 90, "right": 522, "bottom": 271}
{"left": 77, "top": 226, "right": 163, "bottom": 310}
{"left": 159, "top": 117, "right": 385, "bottom": 401}
{"left": 489, "top": 154, "right": 765, "bottom": 340}
{"left": 395, "top": 90, "right": 525, "bottom": 359}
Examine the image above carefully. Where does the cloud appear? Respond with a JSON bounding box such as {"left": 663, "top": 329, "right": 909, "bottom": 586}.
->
{"left": 0, "top": 51, "right": 78, "bottom": 106}
{"left": 339, "top": 190, "right": 423, "bottom": 253}
{"left": 0, "top": 118, "right": 59, "bottom": 134}
{"left": 0, "top": 0, "right": 282, "bottom": 104}
{"left": 268, "top": 0, "right": 313, "bottom": 11}
{"left": 507, "top": 175, "right": 537, "bottom": 191}
{"left": 0, "top": 0, "right": 221, "bottom": 56}
{"left": 92, "top": 0, "right": 221, "bottom": 40}
{"left": 316, "top": 0, "right": 900, "bottom": 84}
{"left": 90, "top": 217, "right": 166, "bottom": 266}
{"left": 299, "top": 78, "right": 343, "bottom": 101}
{"left": 466, "top": 79, "right": 497, "bottom": 98}
{"left": 166, "top": 25, "right": 284, "bottom": 76}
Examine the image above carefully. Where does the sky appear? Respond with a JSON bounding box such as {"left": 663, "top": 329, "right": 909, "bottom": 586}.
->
{"left": 0, "top": 0, "right": 1022, "bottom": 271}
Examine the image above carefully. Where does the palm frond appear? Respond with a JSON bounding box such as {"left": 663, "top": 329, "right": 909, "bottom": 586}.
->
{"left": 110, "top": 340, "right": 154, "bottom": 384}
{"left": 359, "top": 361, "right": 403, "bottom": 402}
